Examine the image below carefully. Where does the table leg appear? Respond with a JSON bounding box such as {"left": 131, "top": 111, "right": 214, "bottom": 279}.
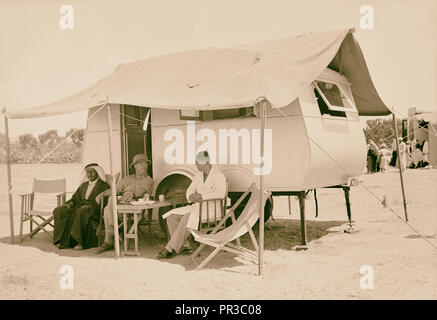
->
{"left": 134, "top": 212, "right": 139, "bottom": 255}
{"left": 123, "top": 212, "right": 128, "bottom": 253}
{"left": 148, "top": 209, "right": 152, "bottom": 233}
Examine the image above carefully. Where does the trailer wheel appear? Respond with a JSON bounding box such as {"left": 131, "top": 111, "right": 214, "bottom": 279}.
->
{"left": 155, "top": 174, "right": 191, "bottom": 238}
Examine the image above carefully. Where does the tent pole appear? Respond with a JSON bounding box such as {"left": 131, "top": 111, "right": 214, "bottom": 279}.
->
{"left": 105, "top": 103, "right": 121, "bottom": 258}
{"left": 258, "top": 100, "right": 266, "bottom": 276}
{"left": 3, "top": 111, "right": 14, "bottom": 243}
{"left": 392, "top": 112, "right": 408, "bottom": 221}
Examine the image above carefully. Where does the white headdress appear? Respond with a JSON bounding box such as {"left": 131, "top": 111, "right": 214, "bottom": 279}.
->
{"left": 80, "top": 163, "right": 106, "bottom": 184}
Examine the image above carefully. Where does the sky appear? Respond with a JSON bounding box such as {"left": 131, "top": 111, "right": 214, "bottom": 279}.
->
{"left": 0, "top": 0, "right": 436, "bottom": 138}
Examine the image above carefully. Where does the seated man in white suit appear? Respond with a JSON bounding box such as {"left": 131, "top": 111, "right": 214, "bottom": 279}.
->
{"left": 157, "top": 151, "right": 227, "bottom": 259}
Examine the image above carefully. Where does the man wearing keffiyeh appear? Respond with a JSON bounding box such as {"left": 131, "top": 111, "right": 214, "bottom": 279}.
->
{"left": 53, "top": 163, "right": 110, "bottom": 250}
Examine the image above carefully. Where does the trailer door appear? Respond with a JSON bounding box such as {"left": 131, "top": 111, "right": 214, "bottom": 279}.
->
{"left": 120, "top": 105, "right": 152, "bottom": 177}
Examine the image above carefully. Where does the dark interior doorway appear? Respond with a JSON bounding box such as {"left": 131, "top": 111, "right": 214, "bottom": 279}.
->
{"left": 120, "top": 105, "right": 153, "bottom": 177}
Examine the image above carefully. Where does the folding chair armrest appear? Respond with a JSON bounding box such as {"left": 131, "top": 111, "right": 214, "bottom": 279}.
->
{"left": 195, "top": 197, "right": 226, "bottom": 217}
{"left": 56, "top": 192, "right": 67, "bottom": 206}
{"left": 19, "top": 192, "right": 34, "bottom": 198}
{"left": 20, "top": 192, "right": 34, "bottom": 214}
{"left": 196, "top": 197, "right": 226, "bottom": 203}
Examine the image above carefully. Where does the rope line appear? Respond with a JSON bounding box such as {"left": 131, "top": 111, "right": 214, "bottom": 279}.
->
{"left": 35, "top": 104, "right": 105, "bottom": 164}
{"left": 275, "top": 107, "right": 437, "bottom": 252}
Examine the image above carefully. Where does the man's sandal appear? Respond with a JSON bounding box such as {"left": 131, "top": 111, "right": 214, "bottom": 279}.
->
{"left": 157, "top": 248, "right": 175, "bottom": 259}
{"left": 179, "top": 246, "right": 192, "bottom": 255}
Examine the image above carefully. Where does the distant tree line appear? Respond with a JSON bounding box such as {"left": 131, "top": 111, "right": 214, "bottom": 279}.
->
{"left": 0, "top": 128, "right": 84, "bottom": 163}
{"left": 363, "top": 118, "right": 404, "bottom": 148}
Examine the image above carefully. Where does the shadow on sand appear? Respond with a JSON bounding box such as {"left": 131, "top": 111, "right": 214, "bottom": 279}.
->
{"left": 0, "top": 218, "right": 346, "bottom": 271}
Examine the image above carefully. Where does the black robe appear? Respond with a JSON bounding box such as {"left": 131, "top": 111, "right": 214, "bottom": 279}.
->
{"left": 53, "top": 178, "right": 110, "bottom": 249}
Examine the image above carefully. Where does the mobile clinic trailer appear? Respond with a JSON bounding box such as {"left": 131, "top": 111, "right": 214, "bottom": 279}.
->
{"left": 4, "top": 28, "right": 391, "bottom": 268}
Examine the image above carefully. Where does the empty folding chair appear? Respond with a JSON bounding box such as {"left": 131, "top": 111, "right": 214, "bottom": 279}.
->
{"left": 20, "top": 178, "right": 66, "bottom": 241}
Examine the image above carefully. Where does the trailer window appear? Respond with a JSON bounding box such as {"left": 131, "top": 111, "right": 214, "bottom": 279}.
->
{"left": 209, "top": 107, "right": 253, "bottom": 120}
{"left": 313, "top": 81, "right": 354, "bottom": 117}
{"left": 314, "top": 87, "right": 346, "bottom": 117}
{"left": 180, "top": 110, "right": 202, "bottom": 120}
{"left": 180, "top": 107, "right": 254, "bottom": 121}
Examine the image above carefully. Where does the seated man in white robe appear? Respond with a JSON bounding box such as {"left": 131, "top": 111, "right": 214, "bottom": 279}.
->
{"left": 157, "top": 151, "right": 227, "bottom": 259}
{"left": 411, "top": 147, "right": 424, "bottom": 168}
{"left": 423, "top": 140, "right": 429, "bottom": 166}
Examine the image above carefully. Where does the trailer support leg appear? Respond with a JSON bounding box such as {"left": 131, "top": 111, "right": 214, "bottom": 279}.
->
{"left": 294, "top": 191, "right": 308, "bottom": 250}
{"left": 343, "top": 186, "right": 357, "bottom": 233}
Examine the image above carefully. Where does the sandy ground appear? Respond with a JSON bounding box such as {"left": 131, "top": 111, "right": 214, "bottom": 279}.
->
{"left": 0, "top": 164, "right": 436, "bottom": 299}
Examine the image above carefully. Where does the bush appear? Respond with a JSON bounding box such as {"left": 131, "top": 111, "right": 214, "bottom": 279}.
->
{"left": 0, "top": 129, "right": 83, "bottom": 163}
{"left": 364, "top": 118, "right": 403, "bottom": 148}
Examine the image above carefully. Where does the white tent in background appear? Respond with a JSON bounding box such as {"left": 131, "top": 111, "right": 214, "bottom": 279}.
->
{"left": 407, "top": 107, "right": 437, "bottom": 167}
{"left": 3, "top": 28, "right": 391, "bottom": 274}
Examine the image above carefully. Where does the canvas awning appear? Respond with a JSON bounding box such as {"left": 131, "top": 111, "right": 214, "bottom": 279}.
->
{"left": 6, "top": 28, "right": 390, "bottom": 119}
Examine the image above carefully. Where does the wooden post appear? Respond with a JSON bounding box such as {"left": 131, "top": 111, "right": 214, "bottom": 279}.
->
{"left": 258, "top": 100, "right": 266, "bottom": 276}
{"left": 105, "top": 104, "right": 121, "bottom": 258}
{"left": 392, "top": 112, "right": 409, "bottom": 222}
{"left": 298, "top": 191, "right": 307, "bottom": 246}
{"left": 3, "top": 111, "right": 14, "bottom": 243}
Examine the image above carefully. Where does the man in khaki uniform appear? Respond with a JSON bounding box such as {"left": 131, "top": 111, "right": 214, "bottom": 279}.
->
{"left": 97, "top": 154, "right": 154, "bottom": 253}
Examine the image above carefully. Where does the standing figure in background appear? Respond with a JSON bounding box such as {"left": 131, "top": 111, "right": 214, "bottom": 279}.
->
{"left": 390, "top": 138, "right": 398, "bottom": 167}
{"left": 367, "top": 140, "right": 379, "bottom": 173}
{"left": 397, "top": 138, "right": 407, "bottom": 172}
{"left": 366, "top": 144, "right": 372, "bottom": 173}
{"left": 378, "top": 143, "right": 390, "bottom": 172}
{"left": 406, "top": 141, "right": 413, "bottom": 168}
{"left": 423, "top": 140, "right": 429, "bottom": 167}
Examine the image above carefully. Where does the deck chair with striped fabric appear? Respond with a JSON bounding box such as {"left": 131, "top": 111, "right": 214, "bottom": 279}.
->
{"left": 190, "top": 183, "right": 271, "bottom": 270}
{"left": 20, "top": 178, "right": 66, "bottom": 241}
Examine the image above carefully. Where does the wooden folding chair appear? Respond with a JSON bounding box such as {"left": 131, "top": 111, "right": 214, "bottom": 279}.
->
{"left": 197, "top": 181, "right": 229, "bottom": 232}
{"left": 20, "top": 178, "right": 66, "bottom": 241}
{"left": 190, "top": 183, "right": 271, "bottom": 270}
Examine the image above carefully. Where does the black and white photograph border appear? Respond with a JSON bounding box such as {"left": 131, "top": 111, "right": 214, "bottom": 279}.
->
{"left": 0, "top": 0, "right": 436, "bottom": 302}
